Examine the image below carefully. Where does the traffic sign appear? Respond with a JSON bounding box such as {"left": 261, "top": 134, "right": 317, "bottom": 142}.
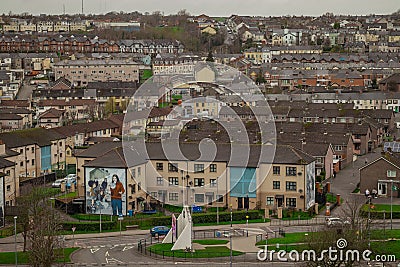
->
{"left": 72, "top": 227, "right": 76, "bottom": 232}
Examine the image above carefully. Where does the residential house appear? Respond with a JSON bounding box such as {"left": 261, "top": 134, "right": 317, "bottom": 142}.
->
{"left": 258, "top": 145, "right": 316, "bottom": 212}
{"left": 38, "top": 108, "right": 65, "bottom": 128}
{"left": 360, "top": 154, "right": 400, "bottom": 198}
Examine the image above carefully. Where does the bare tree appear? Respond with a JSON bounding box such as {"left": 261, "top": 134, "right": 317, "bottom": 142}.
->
{"left": 16, "top": 187, "right": 63, "bottom": 267}
{"left": 305, "top": 196, "right": 370, "bottom": 267}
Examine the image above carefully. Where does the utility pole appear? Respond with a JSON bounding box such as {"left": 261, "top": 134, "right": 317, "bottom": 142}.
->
{"left": 81, "top": 0, "right": 84, "bottom": 15}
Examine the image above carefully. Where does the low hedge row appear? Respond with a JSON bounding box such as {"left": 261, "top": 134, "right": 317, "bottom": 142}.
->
{"left": 69, "top": 210, "right": 261, "bottom": 229}
{"left": 360, "top": 210, "right": 400, "bottom": 219}
{"left": 62, "top": 221, "right": 115, "bottom": 231}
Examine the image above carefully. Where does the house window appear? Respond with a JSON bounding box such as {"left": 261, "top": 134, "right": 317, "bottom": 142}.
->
{"left": 195, "top": 194, "right": 204, "bottom": 203}
{"left": 387, "top": 170, "right": 397, "bottom": 177}
{"left": 266, "top": 197, "right": 274, "bottom": 206}
{"left": 286, "top": 198, "right": 297, "bottom": 207}
{"left": 138, "top": 167, "right": 141, "bottom": 177}
{"left": 334, "top": 145, "right": 343, "bottom": 151}
{"left": 194, "top": 164, "right": 204, "bottom": 173}
{"left": 210, "top": 179, "right": 217, "bottom": 187}
{"left": 6, "top": 185, "right": 10, "bottom": 192}
{"left": 194, "top": 178, "right": 205, "bottom": 187}
{"left": 169, "top": 192, "right": 178, "bottom": 201}
{"left": 168, "top": 163, "right": 178, "bottom": 172}
{"left": 151, "top": 192, "right": 158, "bottom": 198}
{"left": 156, "top": 177, "right": 164, "bottom": 185}
{"left": 216, "top": 195, "right": 223, "bottom": 202}
{"left": 31, "top": 159, "right": 35, "bottom": 165}
{"left": 273, "top": 166, "right": 280, "bottom": 175}
{"left": 273, "top": 181, "right": 280, "bottom": 189}
{"left": 20, "top": 162, "right": 23, "bottom": 167}
{"left": 210, "top": 164, "right": 217, "bottom": 172}
{"left": 286, "top": 182, "right": 297, "bottom": 191}
{"left": 132, "top": 169, "right": 136, "bottom": 178}
{"left": 286, "top": 167, "right": 297, "bottom": 176}
{"left": 156, "top": 162, "right": 163, "bottom": 171}
{"left": 168, "top": 177, "right": 179, "bottom": 186}
{"left": 31, "top": 147, "right": 34, "bottom": 153}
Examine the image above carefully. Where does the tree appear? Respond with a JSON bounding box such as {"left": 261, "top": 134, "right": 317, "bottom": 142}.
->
{"left": 16, "top": 187, "right": 63, "bottom": 266}
{"left": 305, "top": 196, "right": 371, "bottom": 267}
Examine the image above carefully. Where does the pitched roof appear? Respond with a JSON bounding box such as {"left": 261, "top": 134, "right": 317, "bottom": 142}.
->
{"left": 53, "top": 119, "right": 119, "bottom": 137}
{"left": 75, "top": 141, "right": 122, "bottom": 158}
{"left": 39, "top": 108, "right": 64, "bottom": 119}
{"left": 0, "top": 128, "right": 65, "bottom": 148}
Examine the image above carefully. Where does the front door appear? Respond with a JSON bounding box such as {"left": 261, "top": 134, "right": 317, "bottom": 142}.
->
{"left": 237, "top": 197, "right": 243, "bottom": 209}
{"left": 244, "top": 196, "right": 249, "bottom": 210}
{"left": 378, "top": 182, "right": 387, "bottom": 195}
{"left": 276, "top": 197, "right": 284, "bottom": 207}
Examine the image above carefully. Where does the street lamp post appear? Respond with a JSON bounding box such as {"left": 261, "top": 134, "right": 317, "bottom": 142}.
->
{"left": 99, "top": 205, "right": 102, "bottom": 233}
{"left": 390, "top": 180, "right": 393, "bottom": 230}
{"left": 367, "top": 195, "right": 371, "bottom": 249}
{"left": 216, "top": 179, "right": 219, "bottom": 225}
{"left": 246, "top": 215, "right": 249, "bottom": 237}
{"left": 230, "top": 204, "right": 233, "bottom": 267}
{"left": 14, "top": 216, "right": 17, "bottom": 267}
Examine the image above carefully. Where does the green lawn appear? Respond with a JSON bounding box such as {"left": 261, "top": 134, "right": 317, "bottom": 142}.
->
{"left": 148, "top": 243, "right": 243, "bottom": 258}
{"left": 193, "top": 239, "right": 229, "bottom": 245}
{"left": 0, "top": 248, "right": 78, "bottom": 264}
{"left": 371, "top": 240, "right": 400, "bottom": 258}
{"left": 371, "top": 229, "right": 400, "bottom": 240}
{"left": 58, "top": 191, "right": 78, "bottom": 199}
{"left": 141, "top": 69, "right": 153, "bottom": 80}
{"left": 364, "top": 204, "right": 400, "bottom": 212}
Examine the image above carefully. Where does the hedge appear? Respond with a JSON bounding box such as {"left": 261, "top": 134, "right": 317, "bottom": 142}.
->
{"left": 62, "top": 221, "right": 115, "bottom": 231}
{"left": 360, "top": 210, "right": 400, "bottom": 219}
{"left": 68, "top": 210, "right": 261, "bottom": 229}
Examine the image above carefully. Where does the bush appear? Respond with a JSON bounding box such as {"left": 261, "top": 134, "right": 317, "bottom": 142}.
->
{"left": 62, "top": 221, "right": 115, "bottom": 231}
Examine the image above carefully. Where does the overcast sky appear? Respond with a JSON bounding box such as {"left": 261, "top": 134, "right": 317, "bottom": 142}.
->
{"left": 1, "top": 0, "right": 399, "bottom": 17}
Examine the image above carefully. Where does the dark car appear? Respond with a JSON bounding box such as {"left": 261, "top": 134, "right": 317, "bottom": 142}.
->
{"left": 150, "top": 226, "right": 170, "bottom": 237}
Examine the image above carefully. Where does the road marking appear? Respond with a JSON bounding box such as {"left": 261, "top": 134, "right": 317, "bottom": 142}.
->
{"left": 105, "top": 251, "right": 110, "bottom": 257}
{"left": 90, "top": 248, "right": 100, "bottom": 254}
{"left": 122, "top": 245, "right": 135, "bottom": 251}
{"left": 106, "top": 257, "right": 124, "bottom": 264}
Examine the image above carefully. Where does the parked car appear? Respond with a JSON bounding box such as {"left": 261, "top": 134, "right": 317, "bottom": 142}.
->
{"left": 150, "top": 226, "right": 170, "bottom": 237}
{"left": 326, "top": 217, "right": 350, "bottom": 227}
{"left": 52, "top": 178, "right": 66, "bottom": 188}
{"left": 51, "top": 174, "right": 77, "bottom": 188}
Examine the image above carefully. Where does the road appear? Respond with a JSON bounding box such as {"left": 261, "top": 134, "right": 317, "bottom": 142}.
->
{"left": 15, "top": 79, "right": 35, "bottom": 100}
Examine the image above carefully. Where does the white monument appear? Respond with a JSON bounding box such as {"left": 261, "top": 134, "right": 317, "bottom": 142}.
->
{"left": 163, "top": 205, "right": 192, "bottom": 251}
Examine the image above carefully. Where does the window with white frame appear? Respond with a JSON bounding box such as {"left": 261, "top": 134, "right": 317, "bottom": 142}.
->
{"left": 273, "top": 181, "right": 280, "bottom": 189}
{"left": 286, "top": 181, "right": 297, "bottom": 191}
{"left": 156, "top": 177, "right": 164, "bottom": 185}
{"left": 266, "top": 196, "right": 274, "bottom": 206}
{"left": 169, "top": 192, "right": 178, "bottom": 201}
{"left": 286, "top": 198, "right": 297, "bottom": 207}
{"left": 273, "top": 166, "right": 280, "bottom": 175}
{"left": 194, "top": 178, "right": 205, "bottom": 187}
{"left": 195, "top": 194, "right": 204, "bottom": 203}
{"left": 168, "top": 177, "right": 179, "bottom": 186}
{"left": 209, "top": 164, "right": 217, "bottom": 172}
{"left": 194, "top": 164, "right": 204, "bottom": 173}
{"left": 210, "top": 179, "right": 217, "bottom": 187}
{"left": 387, "top": 170, "right": 397, "bottom": 177}
{"left": 286, "top": 167, "right": 297, "bottom": 176}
